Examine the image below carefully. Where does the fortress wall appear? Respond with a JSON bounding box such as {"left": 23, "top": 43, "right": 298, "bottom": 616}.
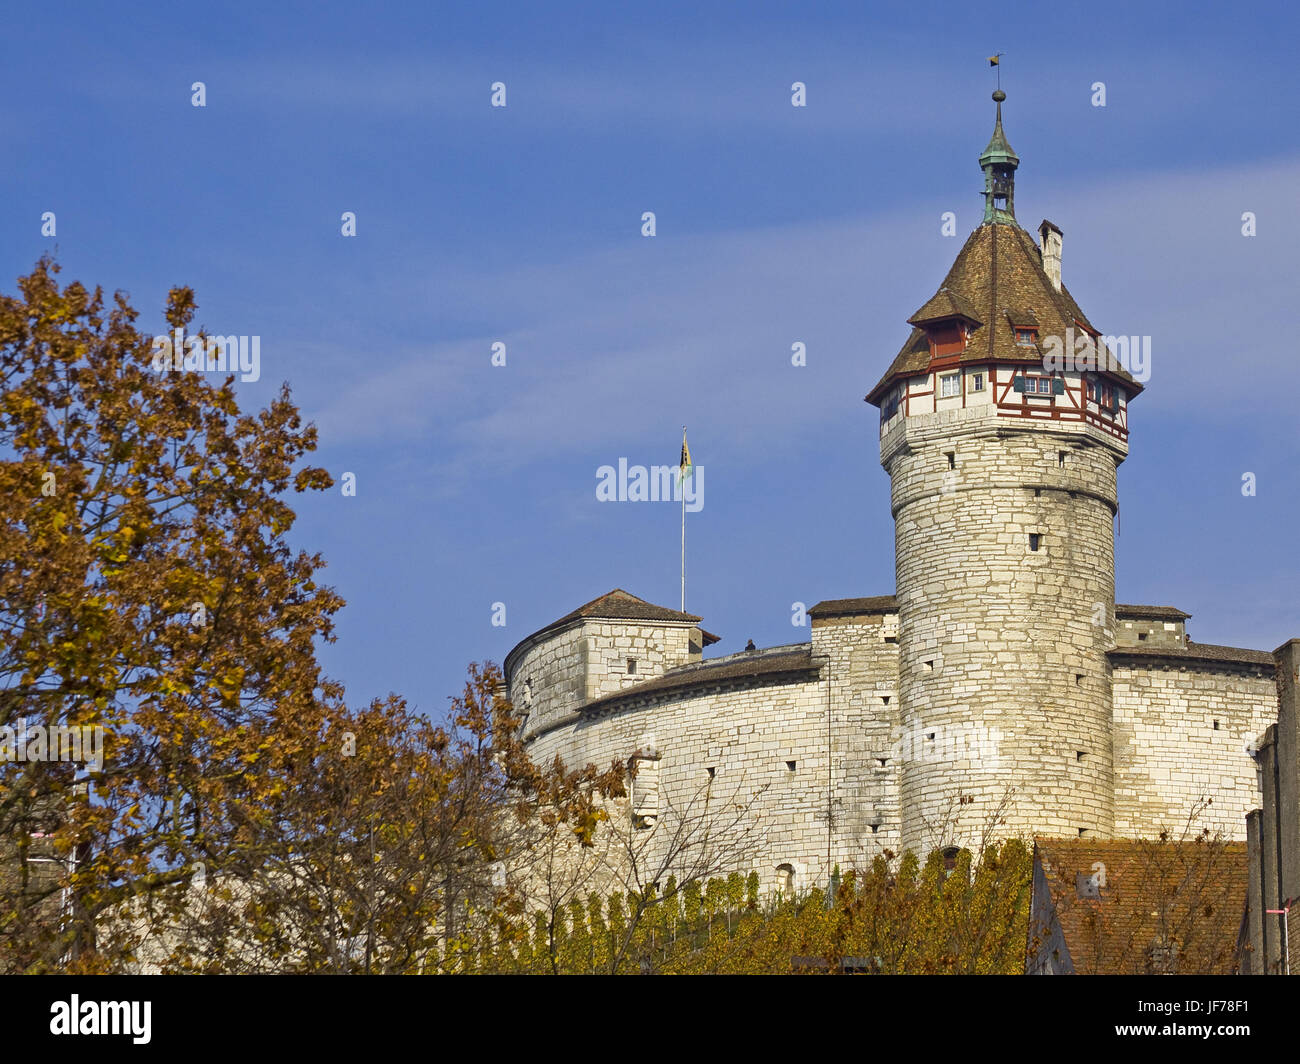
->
{"left": 1112, "top": 659, "right": 1277, "bottom": 839}
{"left": 888, "top": 413, "right": 1121, "bottom": 851}
{"left": 525, "top": 656, "right": 903, "bottom": 890}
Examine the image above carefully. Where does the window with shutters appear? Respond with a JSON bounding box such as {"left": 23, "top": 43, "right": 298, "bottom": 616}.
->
{"left": 1016, "top": 375, "right": 1061, "bottom": 396}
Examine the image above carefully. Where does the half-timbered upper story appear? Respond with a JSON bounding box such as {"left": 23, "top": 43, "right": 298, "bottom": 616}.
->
{"left": 866, "top": 92, "right": 1142, "bottom": 449}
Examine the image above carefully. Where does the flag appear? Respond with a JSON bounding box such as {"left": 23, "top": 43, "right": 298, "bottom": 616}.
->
{"left": 988, "top": 55, "right": 1000, "bottom": 66}
{"left": 678, "top": 430, "right": 693, "bottom": 485}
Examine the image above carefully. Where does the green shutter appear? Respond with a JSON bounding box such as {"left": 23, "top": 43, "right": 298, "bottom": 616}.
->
{"left": 1012, "top": 376, "right": 1025, "bottom": 393}
{"left": 1052, "top": 378, "right": 1065, "bottom": 395}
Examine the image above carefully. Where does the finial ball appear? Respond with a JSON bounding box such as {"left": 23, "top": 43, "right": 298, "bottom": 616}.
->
{"left": 992, "top": 89, "right": 1006, "bottom": 103}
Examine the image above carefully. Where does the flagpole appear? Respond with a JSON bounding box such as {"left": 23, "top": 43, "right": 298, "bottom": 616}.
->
{"left": 681, "top": 427, "right": 686, "bottom": 613}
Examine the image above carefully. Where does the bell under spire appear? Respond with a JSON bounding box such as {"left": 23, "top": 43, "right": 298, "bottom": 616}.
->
{"left": 980, "top": 89, "right": 1019, "bottom": 224}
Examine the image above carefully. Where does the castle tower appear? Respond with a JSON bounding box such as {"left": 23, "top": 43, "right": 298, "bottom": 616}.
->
{"left": 865, "top": 91, "right": 1143, "bottom": 853}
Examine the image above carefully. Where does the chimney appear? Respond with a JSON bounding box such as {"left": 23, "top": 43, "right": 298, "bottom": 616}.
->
{"left": 1039, "top": 220, "right": 1063, "bottom": 292}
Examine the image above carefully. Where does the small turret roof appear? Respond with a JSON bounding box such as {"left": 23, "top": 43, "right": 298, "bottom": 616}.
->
{"left": 979, "top": 91, "right": 1019, "bottom": 168}
{"left": 545, "top": 588, "right": 701, "bottom": 628}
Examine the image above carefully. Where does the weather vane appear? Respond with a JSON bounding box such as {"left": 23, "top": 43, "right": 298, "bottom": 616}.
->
{"left": 988, "top": 52, "right": 1004, "bottom": 91}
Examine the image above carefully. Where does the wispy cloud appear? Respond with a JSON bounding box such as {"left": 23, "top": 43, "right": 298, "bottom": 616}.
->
{"left": 299, "top": 152, "right": 1300, "bottom": 499}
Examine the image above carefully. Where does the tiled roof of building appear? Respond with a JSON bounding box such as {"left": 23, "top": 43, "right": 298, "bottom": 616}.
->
{"left": 1115, "top": 604, "right": 1191, "bottom": 621}
{"left": 547, "top": 588, "right": 701, "bottom": 628}
{"left": 808, "top": 596, "right": 898, "bottom": 618}
{"left": 580, "top": 646, "right": 818, "bottom": 715}
{"left": 1031, "top": 838, "right": 1248, "bottom": 975}
{"left": 866, "top": 221, "right": 1142, "bottom": 404}
{"left": 1108, "top": 641, "right": 1275, "bottom": 668}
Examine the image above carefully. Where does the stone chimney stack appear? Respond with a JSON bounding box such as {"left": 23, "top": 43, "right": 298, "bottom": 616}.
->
{"left": 1039, "top": 219, "right": 1063, "bottom": 292}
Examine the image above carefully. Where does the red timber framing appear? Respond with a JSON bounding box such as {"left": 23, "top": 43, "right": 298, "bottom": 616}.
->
{"left": 992, "top": 364, "right": 1128, "bottom": 441}
{"left": 881, "top": 364, "right": 1129, "bottom": 444}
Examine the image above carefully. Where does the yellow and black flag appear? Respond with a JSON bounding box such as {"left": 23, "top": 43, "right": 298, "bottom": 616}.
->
{"left": 678, "top": 429, "right": 693, "bottom": 485}
{"left": 988, "top": 55, "right": 1000, "bottom": 66}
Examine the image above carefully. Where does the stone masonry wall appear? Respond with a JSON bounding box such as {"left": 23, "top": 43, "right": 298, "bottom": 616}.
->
{"left": 810, "top": 612, "right": 901, "bottom": 856}
{"left": 510, "top": 620, "right": 695, "bottom": 741}
{"left": 525, "top": 630, "right": 902, "bottom": 891}
{"left": 1112, "top": 659, "right": 1278, "bottom": 839}
{"left": 1114, "top": 616, "right": 1187, "bottom": 650}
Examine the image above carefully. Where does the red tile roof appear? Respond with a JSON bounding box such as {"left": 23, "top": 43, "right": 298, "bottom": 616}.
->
{"left": 1030, "top": 837, "right": 1248, "bottom": 975}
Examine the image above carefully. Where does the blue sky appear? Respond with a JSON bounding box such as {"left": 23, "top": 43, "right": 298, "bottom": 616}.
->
{"left": 4, "top": 1, "right": 1298, "bottom": 720}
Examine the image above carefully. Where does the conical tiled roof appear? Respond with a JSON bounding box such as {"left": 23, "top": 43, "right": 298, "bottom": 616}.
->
{"left": 866, "top": 221, "right": 1142, "bottom": 404}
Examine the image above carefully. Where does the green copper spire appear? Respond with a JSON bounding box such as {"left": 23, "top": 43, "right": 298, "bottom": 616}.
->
{"left": 980, "top": 89, "right": 1020, "bottom": 224}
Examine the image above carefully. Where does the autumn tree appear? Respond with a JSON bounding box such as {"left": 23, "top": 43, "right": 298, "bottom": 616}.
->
{"left": 140, "top": 662, "right": 625, "bottom": 973}
{"left": 0, "top": 257, "right": 352, "bottom": 970}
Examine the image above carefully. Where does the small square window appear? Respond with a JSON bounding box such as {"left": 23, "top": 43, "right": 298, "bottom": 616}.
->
{"left": 940, "top": 372, "right": 961, "bottom": 398}
{"left": 1015, "top": 328, "right": 1038, "bottom": 346}
{"left": 785, "top": 760, "right": 797, "bottom": 772}
{"left": 1028, "top": 533, "right": 1041, "bottom": 552}
{"left": 627, "top": 658, "right": 637, "bottom": 674}
{"left": 971, "top": 372, "right": 985, "bottom": 392}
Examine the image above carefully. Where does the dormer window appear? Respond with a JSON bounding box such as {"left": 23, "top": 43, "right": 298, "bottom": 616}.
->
{"left": 1015, "top": 327, "right": 1038, "bottom": 346}
{"left": 926, "top": 321, "right": 969, "bottom": 359}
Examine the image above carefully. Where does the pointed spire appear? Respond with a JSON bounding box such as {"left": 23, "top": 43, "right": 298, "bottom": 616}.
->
{"left": 980, "top": 89, "right": 1020, "bottom": 224}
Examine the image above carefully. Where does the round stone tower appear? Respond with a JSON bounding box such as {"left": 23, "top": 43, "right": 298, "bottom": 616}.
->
{"left": 865, "top": 91, "right": 1142, "bottom": 853}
